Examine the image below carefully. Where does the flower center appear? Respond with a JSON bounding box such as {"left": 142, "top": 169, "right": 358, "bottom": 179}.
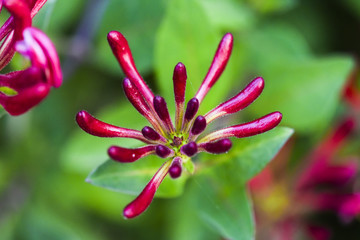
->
{"left": 172, "top": 136, "right": 183, "bottom": 147}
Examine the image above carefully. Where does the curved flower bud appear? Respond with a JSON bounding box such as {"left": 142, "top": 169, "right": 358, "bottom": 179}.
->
{"left": 184, "top": 98, "right": 199, "bottom": 121}
{"left": 198, "top": 112, "right": 282, "bottom": 143}
{"left": 173, "top": 62, "right": 187, "bottom": 131}
{"left": 191, "top": 115, "right": 207, "bottom": 135}
{"left": 3, "top": 0, "right": 31, "bottom": 39}
{"left": 198, "top": 138, "right": 232, "bottom": 154}
{"left": 123, "top": 160, "right": 171, "bottom": 219}
{"left": 123, "top": 78, "right": 161, "bottom": 131}
{"left": 107, "top": 31, "right": 154, "bottom": 105}
{"left": 169, "top": 157, "right": 182, "bottom": 179}
{"left": 181, "top": 142, "right": 198, "bottom": 157}
{"left": 18, "top": 28, "right": 62, "bottom": 87}
{"left": 205, "top": 77, "right": 264, "bottom": 124}
{"left": 155, "top": 145, "right": 173, "bottom": 158}
{"left": 0, "top": 0, "right": 31, "bottom": 69}
{"left": 195, "top": 33, "right": 233, "bottom": 103}
{"left": 108, "top": 145, "right": 156, "bottom": 163}
{"left": 153, "top": 95, "right": 174, "bottom": 133}
{"left": 76, "top": 110, "right": 149, "bottom": 143}
{"left": 0, "top": 82, "right": 49, "bottom": 116}
{"left": 141, "top": 126, "right": 162, "bottom": 141}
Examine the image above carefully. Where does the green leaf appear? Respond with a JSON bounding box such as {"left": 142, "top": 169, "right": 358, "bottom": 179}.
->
{"left": 247, "top": 0, "right": 297, "bottom": 13}
{"left": 244, "top": 24, "right": 311, "bottom": 67}
{"left": 198, "top": 127, "right": 293, "bottom": 184}
{"left": 0, "top": 87, "right": 17, "bottom": 96}
{"left": 0, "top": 107, "right": 6, "bottom": 118}
{"left": 165, "top": 180, "right": 222, "bottom": 240}
{"left": 154, "top": 0, "right": 245, "bottom": 114}
{"left": 87, "top": 157, "right": 188, "bottom": 198}
{"left": 199, "top": 0, "right": 255, "bottom": 32}
{"left": 191, "top": 175, "right": 254, "bottom": 240}
{"left": 61, "top": 103, "right": 147, "bottom": 174}
{"left": 250, "top": 57, "right": 354, "bottom": 134}
{"left": 244, "top": 24, "right": 354, "bottom": 134}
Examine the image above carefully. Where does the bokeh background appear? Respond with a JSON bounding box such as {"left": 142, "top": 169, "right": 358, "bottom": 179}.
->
{"left": 1, "top": 0, "right": 360, "bottom": 239}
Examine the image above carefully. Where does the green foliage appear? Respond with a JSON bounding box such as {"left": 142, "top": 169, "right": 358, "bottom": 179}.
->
{"left": 87, "top": 157, "right": 188, "bottom": 198}
{"left": 198, "top": 127, "right": 294, "bottom": 183}
{"left": 244, "top": 24, "right": 354, "bottom": 134}
{"left": 191, "top": 176, "right": 254, "bottom": 240}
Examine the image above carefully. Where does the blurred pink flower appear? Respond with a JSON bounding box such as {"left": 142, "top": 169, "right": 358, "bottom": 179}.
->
{"left": 0, "top": 0, "right": 62, "bottom": 115}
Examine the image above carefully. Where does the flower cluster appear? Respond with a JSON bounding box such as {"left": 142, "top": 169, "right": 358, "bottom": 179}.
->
{"left": 0, "top": 0, "right": 62, "bottom": 116}
{"left": 296, "top": 117, "right": 360, "bottom": 223}
{"left": 250, "top": 116, "right": 359, "bottom": 240}
{"left": 76, "top": 31, "right": 282, "bottom": 218}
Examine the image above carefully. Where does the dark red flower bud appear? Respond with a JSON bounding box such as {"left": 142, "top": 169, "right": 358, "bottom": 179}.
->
{"left": 142, "top": 126, "right": 161, "bottom": 141}
{"left": 199, "top": 112, "right": 282, "bottom": 143}
{"left": 155, "top": 145, "right": 172, "bottom": 158}
{"left": 3, "top": 0, "right": 31, "bottom": 40}
{"left": 107, "top": 31, "right": 154, "bottom": 105}
{"left": 191, "top": 115, "right": 207, "bottom": 135}
{"left": 169, "top": 157, "right": 182, "bottom": 179}
{"left": 184, "top": 98, "right": 199, "bottom": 121}
{"left": 0, "top": 82, "right": 49, "bottom": 116}
{"left": 123, "top": 160, "right": 171, "bottom": 219}
{"left": 153, "top": 95, "right": 174, "bottom": 132}
{"left": 181, "top": 142, "right": 198, "bottom": 157}
{"left": 173, "top": 62, "right": 187, "bottom": 106}
{"left": 195, "top": 33, "right": 233, "bottom": 103}
{"left": 201, "top": 138, "right": 232, "bottom": 154}
{"left": 108, "top": 145, "right": 156, "bottom": 163}
{"left": 76, "top": 110, "right": 149, "bottom": 142}
{"left": 205, "top": 77, "right": 264, "bottom": 123}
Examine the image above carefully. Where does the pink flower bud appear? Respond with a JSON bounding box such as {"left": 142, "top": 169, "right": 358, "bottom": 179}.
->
{"left": 108, "top": 145, "right": 156, "bottom": 163}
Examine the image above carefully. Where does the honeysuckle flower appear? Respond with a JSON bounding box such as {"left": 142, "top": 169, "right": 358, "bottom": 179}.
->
{"left": 0, "top": 0, "right": 62, "bottom": 115}
{"left": 295, "top": 118, "right": 360, "bottom": 224}
{"left": 76, "top": 31, "right": 282, "bottom": 219}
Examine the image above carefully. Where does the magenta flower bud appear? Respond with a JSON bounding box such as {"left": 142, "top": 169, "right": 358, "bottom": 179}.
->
{"left": 173, "top": 62, "right": 187, "bottom": 131}
{"left": 169, "top": 157, "right": 182, "bottom": 179}
{"left": 20, "top": 27, "right": 63, "bottom": 88}
{"left": 3, "top": 0, "right": 31, "bottom": 40}
{"left": 205, "top": 77, "right": 264, "bottom": 123}
{"left": 0, "top": 0, "right": 47, "bottom": 71}
{"left": 153, "top": 95, "right": 174, "bottom": 132}
{"left": 173, "top": 62, "right": 187, "bottom": 106}
{"left": 155, "top": 145, "right": 172, "bottom": 158}
{"left": 195, "top": 33, "right": 233, "bottom": 103}
{"left": 184, "top": 98, "right": 199, "bottom": 121}
{"left": 297, "top": 158, "right": 358, "bottom": 191}
{"left": 123, "top": 160, "right": 171, "bottom": 219}
{"left": 191, "top": 115, "right": 207, "bottom": 135}
{"left": 122, "top": 78, "right": 161, "bottom": 130}
{"left": 199, "top": 138, "right": 232, "bottom": 154}
{"left": 0, "top": 83, "right": 49, "bottom": 116}
{"left": 107, "top": 31, "right": 154, "bottom": 105}
{"left": 181, "top": 142, "right": 198, "bottom": 157}
{"left": 339, "top": 194, "right": 360, "bottom": 222}
{"left": 108, "top": 145, "right": 156, "bottom": 163}
{"left": 76, "top": 110, "right": 149, "bottom": 142}
{"left": 141, "top": 126, "right": 161, "bottom": 141}
{"left": 199, "top": 112, "right": 282, "bottom": 143}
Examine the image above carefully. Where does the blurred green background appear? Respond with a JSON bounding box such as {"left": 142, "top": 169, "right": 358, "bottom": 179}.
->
{"left": 0, "top": 0, "right": 359, "bottom": 239}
